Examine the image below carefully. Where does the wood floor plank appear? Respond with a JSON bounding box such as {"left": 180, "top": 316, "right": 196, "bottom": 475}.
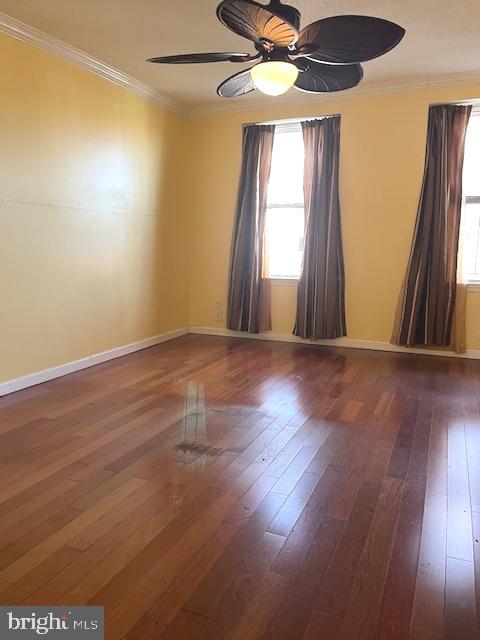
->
{"left": 157, "top": 610, "right": 207, "bottom": 640}
{"left": 464, "top": 390, "right": 480, "bottom": 513}
{"left": 0, "top": 336, "right": 479, "bottom": 639}
{"left": 377, "top": 473, "right": 426, "bottom": 640}
{"left": 124, "top": 614, "right": 166, "bottom": 640}
{"left": 197, "top": 531, "right": 285, "bottom": 639}
{"left": 445, "top": 557, "right": 478, "bottom": 640}
{"left": 26, "top": 483, "right": 205, "bottom": 605}
{"left": 182, "top": 491, "right": 287, "bottom": 619}
{"left": 262, "top": 516, "right": 343, "bottom": 640}
{"left": 98, "top": 491, "right": 258, "bottom": 639}
{"left": 271, "top": 465, "right": 340, "bottom": 578}
{"left": 57, "top": 484, "right": 221, "bottom": 607}
{"left": 228, "top": 571, "right": 289, "bottom": 640}
{"left": 447, "top": 401, "right": 474, "bottom": 562}
{"left": 336, "top": 476, "right": 403, "bottom": 640}
{"left": 0, "top": 547, "right": 81, "bottom": 605}
{"left": 314, "top": 481, "right": 381, "bottom": 617}
{"left": 303, "top": 611, "right": 342, "bottom": 640}
{"left": 267, "top": 470, "right": 321, "bottom": 537}
{"left": 472, "top": 511, "right": 480, "bottom": 640}
{"left": 147, "top": 521, "right": 238, "bottom": 626}
{"left": 410, "top": 396, "right": 449, "bottom": 640}
{"left": 0, "top": 476, "right": 146, "bottom": 581}
{"left": 387, "top": 397, "right": 420, "bottom": 480}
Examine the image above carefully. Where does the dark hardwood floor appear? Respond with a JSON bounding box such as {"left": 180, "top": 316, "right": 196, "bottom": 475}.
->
{"left": 0, "top": 334, "right": 479, "bottom": 639}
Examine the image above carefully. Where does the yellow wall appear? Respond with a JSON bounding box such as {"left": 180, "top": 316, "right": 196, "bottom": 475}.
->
{"left": 185, "top": 85, "right": 480, "bottom": 349}
{"left": 2, "top": 30, "right": 480, "bottom": 385}
{"left": 0, "top": 33, "right": 188, "bottom": 382}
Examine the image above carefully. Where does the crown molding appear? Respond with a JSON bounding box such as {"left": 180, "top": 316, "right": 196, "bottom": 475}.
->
{"left": 188, "top": 70, "right": 480, "bottom": 118}
{"left": 0, "top": 11, "right": 188, "bottom": 117}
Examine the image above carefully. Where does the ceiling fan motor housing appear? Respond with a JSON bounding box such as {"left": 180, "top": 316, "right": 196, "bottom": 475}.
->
{"left": 267, "top": 0, "right": 301, "bottom": 33}
{"left": 260, "top": 47, "right": 293, "bottom": 63}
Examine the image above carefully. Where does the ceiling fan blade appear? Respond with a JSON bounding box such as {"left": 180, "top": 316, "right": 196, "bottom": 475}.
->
{"left": 217, "top": 0, "right": 298, "bottom": 46}
{"left": 147, "top": 52, "right": 258, "bottom": 64}
{"left": 217, "top": 67, "right": 256, "bottom": 98}
{"left": 295, "top": 15, "right": 405, "bottom": 64}
{"left": 294, "top": 59, "right": 363, "bottom": 93}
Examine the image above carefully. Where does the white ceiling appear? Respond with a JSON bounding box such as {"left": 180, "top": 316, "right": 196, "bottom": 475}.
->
{"left": 0, "top": 0, "right": 479, "bottom": 110}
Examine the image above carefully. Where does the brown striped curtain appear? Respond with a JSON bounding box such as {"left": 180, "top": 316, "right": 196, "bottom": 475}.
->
{"left": 227, "top": 124, "right": 275, "bottom": 333}
{"left": 294, "top": 117, "right": 346, "bottom": 340}
{"left": 392, "top": 104, "right": 471, "bottom": 352}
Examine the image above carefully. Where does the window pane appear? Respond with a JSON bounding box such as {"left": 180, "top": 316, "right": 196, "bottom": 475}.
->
{"left": 265, "top": 207, "right": 304, "bottom": 278}
{"left": 461, "top": 111, "right": 480, "bottom": 282}
{"left": 267, "top": 127, "right": 304, "bottom": 205}
{"left": 462, "top": 202, "right": 480, "bottom": 280}
{"left": 463, "top": 113, "right": 480, "bottom": 197}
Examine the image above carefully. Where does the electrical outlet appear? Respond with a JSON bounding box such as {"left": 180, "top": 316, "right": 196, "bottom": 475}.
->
{"left": 215, "top": 301, "right": 222, "bottom": 322}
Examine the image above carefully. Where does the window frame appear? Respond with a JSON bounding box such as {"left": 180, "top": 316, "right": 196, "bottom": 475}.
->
{"left": 264, "top": 122, "right": 305, "bottom": 282}
{"left": 462, "top": 107, "right": 480, "bottom": 291}
{"left": 464, "top": 196, "right": 480, "bottom": 291}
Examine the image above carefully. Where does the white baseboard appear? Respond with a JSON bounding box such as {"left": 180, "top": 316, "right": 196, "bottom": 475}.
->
{"left": 189, "top": 326, "right": 480, "bottom": 361}
{"left": 0, "top": 328, "right": 189, "bottom": 397}
{"left": 2, "top": 324, "right": 479, "bottom": 398}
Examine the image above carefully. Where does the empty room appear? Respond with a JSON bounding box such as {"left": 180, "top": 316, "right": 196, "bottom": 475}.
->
{"left": 0, "top": 1, "right": 479, "bottom": 638}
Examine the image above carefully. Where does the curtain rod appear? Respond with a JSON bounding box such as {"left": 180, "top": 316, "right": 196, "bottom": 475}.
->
{"left": 429, "top": 98, "right": 480, "bottom": 107}
{"left": 243, "top": 100, "right": 480, "bottom": 126}
{"left": 243, "top": 100, "right": 479, "bottom": 128}
{"left": 243, "top": 114, "right": 341, "bottom": 128}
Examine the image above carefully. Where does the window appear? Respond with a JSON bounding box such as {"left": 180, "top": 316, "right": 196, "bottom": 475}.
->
{"left": 461, "top": 108, "right": 480, "bottom": 283}
{"left": 265, "top": 123, "right": 305, "bottom": 279}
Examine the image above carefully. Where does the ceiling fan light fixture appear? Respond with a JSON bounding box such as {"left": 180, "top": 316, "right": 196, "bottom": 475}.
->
{"left": 250, "top": 61, "right": 298, "bottom": 96}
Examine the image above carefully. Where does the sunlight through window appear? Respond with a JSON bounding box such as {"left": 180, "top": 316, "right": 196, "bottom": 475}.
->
{"left": 462, "top": 109, "right": 480, "bottom": 283}
{"left": 265, "top": 123, "right": 305, "bottom": 279}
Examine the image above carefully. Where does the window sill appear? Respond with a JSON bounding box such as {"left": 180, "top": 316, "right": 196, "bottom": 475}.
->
{"left": 467, "top": 281, "right": 480, "bottom": 292}
{"left": 268, "top": 277, "right": 299, "bottom": 286}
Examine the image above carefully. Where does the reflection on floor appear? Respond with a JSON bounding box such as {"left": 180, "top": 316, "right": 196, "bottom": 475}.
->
{"left": 0, "top": 334, "right": 479, "bottom": 639}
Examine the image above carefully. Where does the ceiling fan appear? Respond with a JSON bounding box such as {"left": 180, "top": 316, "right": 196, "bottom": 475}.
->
{"left": 147, "top": 0, "right": 405, "bottom": 98}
